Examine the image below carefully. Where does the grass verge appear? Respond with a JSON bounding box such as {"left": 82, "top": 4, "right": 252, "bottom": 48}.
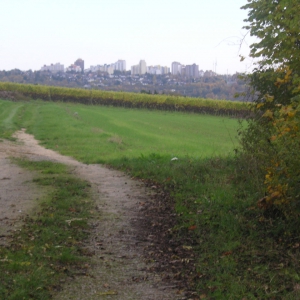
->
{"left": 110, "top": 154, "right": 300, "bottom": 299}
{"left": 0, "top": 159, "right": 93, "bottom": 300}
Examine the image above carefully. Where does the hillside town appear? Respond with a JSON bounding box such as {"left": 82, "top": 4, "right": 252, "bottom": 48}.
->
{"left": 0, "top": 58, "right": 247, "bottom": 100}
{"left": 41, "top": 58, "right": 212, "bottom": 77}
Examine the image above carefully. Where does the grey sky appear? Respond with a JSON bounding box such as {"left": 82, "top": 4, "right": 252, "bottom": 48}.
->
{"left": 0, "top": 0, "right": 254, "bottom": 74}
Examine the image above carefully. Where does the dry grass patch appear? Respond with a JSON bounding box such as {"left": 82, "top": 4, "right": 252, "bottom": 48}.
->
{"left": 91, "top": 127, "right": 104, "bottom": 134}
{"left": 107, "top": 135, "right": 123, "bottom": 144}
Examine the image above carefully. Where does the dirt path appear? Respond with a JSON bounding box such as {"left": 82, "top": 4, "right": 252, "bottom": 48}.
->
{"left": 0, "top": 130, "right": 184, "bottom": 300}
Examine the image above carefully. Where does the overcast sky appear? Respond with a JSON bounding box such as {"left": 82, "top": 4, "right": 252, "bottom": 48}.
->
{"left": 0, "top": 0, "right": 255, "bottom": 74}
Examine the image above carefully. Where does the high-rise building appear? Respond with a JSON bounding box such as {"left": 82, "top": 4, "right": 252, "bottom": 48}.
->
{"left": 139, "top": 60, "right": 147, "bottom": 75}
{"left": 131, "top": 60, "right": 147, "bottom": 75}
{"left": 131, "top": 64, "right": 139, "bottom": 75}
{"left": 114, "top": 60, "right": 126, "bottom": 72}
{"left": 171, "top": 62, "right": 182, "bottom": 75}
{"left": 74, "top": 58, "right": 84, "bottom": 72}
{"left": 161, "top": 66, "right": 170, "bottom": 75}
{"left": 181, "top": 66, "right": 186, "bottom": 77}
{"left": 147, "top": 65, "right": 170, "bottom": 75}
{"left": 185, "top": 64, "right": 199, "bottom": 78}
{"left": 41, "top": 63, "right": 64, "bottom": 73}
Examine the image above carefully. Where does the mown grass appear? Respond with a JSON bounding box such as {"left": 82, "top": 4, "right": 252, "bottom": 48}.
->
{"left": 5, "top": 100, "right": 240, "bottom": 162}
{"left": 1, "top": 99, "right": 299, "bottom": 298}
{"left": 0, "top": 100, "right": 24, "bottom": 140}
{"left": 0, "top": 159, "right": 93, "bottom": 300}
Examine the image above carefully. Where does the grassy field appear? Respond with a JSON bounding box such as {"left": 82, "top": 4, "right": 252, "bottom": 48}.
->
{"left": 1, "top": 99, "right": 240, "bottom": 162}
{"left": 1, "top": 98, "right": 299, "bottom": 299}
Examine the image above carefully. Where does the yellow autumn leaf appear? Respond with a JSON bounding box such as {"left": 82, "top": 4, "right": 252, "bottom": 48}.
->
{"left": 276, "top": 78, "right": 285, "bottom": 85}
{"left": 257, "top": 103, "right": 264, "bottom": 109}
{"left": 284, "top": 68, "right": 292, "bottom": 81}
{"left": 288, "top": 111, "right": 296, "bottom": 118}
{"left": 265, "top": 94, "right": 274, "bottom": 102}
{"left": 262, "top": 110, "right": 273, "bottom": 118}
{"left": 270, "top": 191, "right": 281, "bottom": 199}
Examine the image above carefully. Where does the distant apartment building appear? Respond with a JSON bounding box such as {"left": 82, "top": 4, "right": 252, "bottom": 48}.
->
{"left": 185, "top": 63, "right": 199, "bottom": 78}
{"left": 161, "top": 66, "right": 170, "bottom": 74}
{"left": 171, "top": 62, "right": 182, "bottom": 75}
{"left": 131, "top": 60, "right": 147, "bottom": 76}
{"left": 98, "top": 64, "right": 114, "bottom": 75}
{"left": 147, "top": 65, "right": 170, "bottom": 75}
{"left": 131, "top": 64, "right": 139, "bottom": 75}
{"left": 139, "top": 60, "right": 147, "bottom": 75}
{"left": 89, "top": 60, "right": 126, "bottom": 74}
{"left": 148, "top": 66, "right": 161, "bottom": 75}
{"left": 181, "top": 66, "right": 186, "bottom": 77}
{"left": 40, "top": 63, "right": 64, "bottom": 73}
{"left": 74, "top": 58, "right": 84, "bottom": 73}
{"left": 89, "top": 65, "right": 102, "bottom": 73}
{"left": 114, "top": 60, "right": 126, "bottom": 72}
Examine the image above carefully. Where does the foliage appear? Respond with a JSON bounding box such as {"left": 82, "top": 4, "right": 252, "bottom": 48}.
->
{"left": 0, "top": 82, "right": 250, "bottom": 117}
{"left": 240, "top": 0, "right": 300, "bottom": 211}
{"left": 242, "top": 0, "right": 300, "bottom": 70}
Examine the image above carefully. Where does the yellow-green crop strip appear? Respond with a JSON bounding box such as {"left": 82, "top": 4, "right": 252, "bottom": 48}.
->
{"left": 0, "top": 82, "right": 250, "bottom": 117}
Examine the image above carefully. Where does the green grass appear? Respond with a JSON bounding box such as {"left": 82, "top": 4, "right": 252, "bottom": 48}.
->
{"left": 110, "top": 154, "right": 300, "bottom": 299}
{"left": 0, "top": 159, "right": 93, "bottom": 300}
{"left": 13, "top": 100, "right": 240, "bottom": 163}
{"left": 0, "top": 100, "right": 24, "bottom": 140}
{"left": 1, "top": 99, "right": 299, "bottom": 298}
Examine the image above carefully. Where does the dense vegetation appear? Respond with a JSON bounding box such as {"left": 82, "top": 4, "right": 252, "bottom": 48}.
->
{"left": 240, "top": 0, "right": 300, "bottom": 214}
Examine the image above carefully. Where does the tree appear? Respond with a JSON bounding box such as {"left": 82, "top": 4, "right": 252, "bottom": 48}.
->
{"left": 240, "top": 0, "right": 300, "bottom": 210}
{"left": 241, "top": 0, "right": 300, "bottom": 104}
{"left": 242, "top": 0, "right": 300, "bottom": 70}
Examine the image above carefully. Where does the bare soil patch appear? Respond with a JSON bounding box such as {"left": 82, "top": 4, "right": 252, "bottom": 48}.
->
{"left": 0, "top": 130, "right": 197, "bottom": 299}
{"left": 0, "top": 142, "right": 44, "bottom": 245}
